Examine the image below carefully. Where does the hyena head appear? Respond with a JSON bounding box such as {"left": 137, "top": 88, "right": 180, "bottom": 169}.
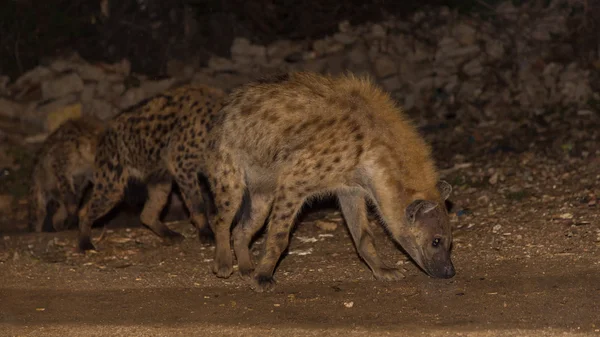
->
{"left": 397, "top": 180, "right": 455, "bottom": 279}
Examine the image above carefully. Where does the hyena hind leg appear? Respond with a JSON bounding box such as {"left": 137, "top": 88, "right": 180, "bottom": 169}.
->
{"left": 337, "top": 192, "right": 404, "bottom": 281}
{"left": 77, "top": 174, "right": 127, "bottom": 252}
{"left": 232, "top": 191, "right": 274, "bottom": 278}
{"left": 140, "top": 181, "right": 184, "bottom": 244}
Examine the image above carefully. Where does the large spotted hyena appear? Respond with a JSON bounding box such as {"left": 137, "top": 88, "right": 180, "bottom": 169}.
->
{"left": 76, "top": 84, "right": 224, "bottom": 252}
{"left": 28, "top": 117, "right": 105, "bottom": 233}
{"left": 204, "top": 72, "right": 455, "bottom": 292}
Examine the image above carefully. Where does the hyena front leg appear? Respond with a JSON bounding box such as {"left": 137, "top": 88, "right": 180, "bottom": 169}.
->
{"left": 166, "top": 144, "right": 214, "bottom": 244}
{"left": 54, "top": 171, "right": 80, "bottom": 231}
{"left": 250, "top": 186, "right": 305, "bottom": 292}
{"left": 205, "top": 156, "right": 246, "bottom": 279}
{"left": 140, "top": 181, "right": 184, "bottom": 244}
{"left": 77, "top": 169, "right": 127, "bottom": 252}
{"left": 338, "top": 192, "right": 404, "bottom": 281}
{"left": 233, "top": 192, "right": 274, "bottom": 278}
{"left": 28, "top": 182, "right": 47, "bottom": 232}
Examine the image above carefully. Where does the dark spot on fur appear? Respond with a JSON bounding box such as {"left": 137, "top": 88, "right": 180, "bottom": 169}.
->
{"left": 355, "top": 133, "right": 364, "bottom": 141}
{"left": 275, "top": 231, "right": 288, "bottom": 240}
{"left": 333, "top": 157, "right": 341, "bottom": 163}
{"left": 240, "top": 105, "right": 253, "bottom": 115}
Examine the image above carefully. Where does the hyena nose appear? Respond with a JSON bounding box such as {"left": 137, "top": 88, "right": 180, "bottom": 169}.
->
{"left": 443, "top": 264, "right": 456, "bottom": 279}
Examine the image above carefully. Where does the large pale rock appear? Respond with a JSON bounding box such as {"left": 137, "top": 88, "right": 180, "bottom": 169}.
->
{"left": 453, "top": 23, "right": 477, "bottom": 45}
{"left": 333, "top": 32, "right": 356, "bottom": 45}
{"left": 76, "top": 63, "right": 107, "bottom": 81}
{"left": 140, "top": 78, "right": 176, "bottom": 98}
{"left": 14, "top": 66, "right": 53, "bottom": 88}
{"left": 118, "top": 87, "right": 146, "bottom": 110}
{"left": 81, "top": 84, "right": 96, "bottom": 103}
{"left": 85, "top": 99, "right": 118, "bottom": 120}
{"left": 231, "top": 37, "right": 267, "bottom": 64}
{"left": 207, "top": 56, "right": 237, "bottom": 72}
{"left": 485, "top": 39, "right": 505, "bottom": 60}
{"left": 41, "top": 73, "right": 84, "bottom": 100}
{"left": 0, "top": 98, "right": 24, "bottom": 119}
{"left": 373, "top": 55, "right": 397, "bottom": 78}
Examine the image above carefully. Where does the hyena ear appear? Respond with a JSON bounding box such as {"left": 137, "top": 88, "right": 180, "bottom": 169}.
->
{"left": 406, "top": 200, "right": 439, "bottom": 224}
{"left": 437, "top": 180, "right": 453, "bottom": 200}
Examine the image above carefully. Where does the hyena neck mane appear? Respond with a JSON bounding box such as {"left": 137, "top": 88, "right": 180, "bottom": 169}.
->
{"left": 337, "top": 73, "right": 441, "bottom": 226}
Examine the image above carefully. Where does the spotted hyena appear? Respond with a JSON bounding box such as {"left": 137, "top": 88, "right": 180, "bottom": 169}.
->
{"left": 204, "top": 72, "right": 455, "bottom": 292}
{"left": 76, "top": 84, "right": 225, "bottom": 252}
{"left": 28, "top": 117, "right": 105, "bottom": 233}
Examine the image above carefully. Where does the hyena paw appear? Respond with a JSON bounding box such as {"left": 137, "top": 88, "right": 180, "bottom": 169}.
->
{"left": 77, "top": 237, "right": 96, "bottom": 253}
{"left": 250, "top": 274, "right": 276, "bottom": 293}
{"left": 373, "top": 267, "right": 405, "bottom": 281}
{"left": 238, "top": 265, "right": 254, "bottom": 279}
{"left": 212, "top": 260, "right": 233, "bottom": 278}
{"left": 162, "top": 230, "right": 185, "bottom": 245}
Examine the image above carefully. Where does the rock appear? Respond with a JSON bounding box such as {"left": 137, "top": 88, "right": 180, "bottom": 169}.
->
{"left": 301, "top": 58, "right": 328, "bottom": 74}
{"left": 49, "top": 59, "right": 76, "bottom": 73}
{"left": 81, "top": 84, "right": 96, "bottom": 103}
{"left": 442, "top": 45, "right": 480, "bottom": 60}
{"left": 453, "top": 23, "right": 477, "bottom": 45}
{"left": 231, "top": 37, "right": 267, "bottom": 63}
{"left": 267, "top": 40, "right": 304, "bottom": 61}
{"left": 374, "top": 55, "right": 397, "bottom": 78}
{"left": 333, "top": 32, "right": 356, "bottom": 45}
{"left": 347, "top": 43, "right": 369, "bottom": 66}
{"left": 41, "top": 72, "right": 84, "bottom": 100}
{"left": 76, "top": 63, "right": 107, "bottom": 82}
{"left": 462, "top": 58, "right": 483, "bottom": 77}
{"left": 0, "top": 98, "right": 25, "bottom": 119}
{"left": 381, "top": 76, "right": 402, "bottom": 93}
{"left": 485, "top": 39, "right": 505, "bottom": 60}
{"left": 45, "top": 103, "right": 83, "bottom": 132}
{"left": 0, "top": 76, "right": 9, "bottom": 95}
{"left": 14, "top": 66, "right": 53, "bottom": 88}
{"left": 370, "top": 24, "right": 386, "bottom": 38}
{"left": 192, "top": 72, "right": 252, "bottom": 92}
{"left": 84, "top": 99, "right": 117, "bottom": 120}
{"left": 100, "top": 58, "right": 131, "bottom": 77}
{"left": 140, "top": 78, "right": 176, "bottom": 98}
{"left": 118, "top": 87, "right": 146, "bottom": 110}
{"left": 315, "top": 220, "right": 338, "bottom": 232}
{"left": 338, "top": 20, "right": 351, "bottom": 33}
{"left": 325, "top": 53, "right": 347, "bottom": 76}
{"left": 207, "top": 56, "right": 237, "bottom": 72}
{"left": 312, "top": 39, "right": 329, "bottom": 55}
{"left": 111, "top": 83, "right": 126, "bottom": 96}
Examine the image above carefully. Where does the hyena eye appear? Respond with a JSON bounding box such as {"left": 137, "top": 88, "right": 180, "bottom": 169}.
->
{"left": 432, "top": 238, "right": 441, "bottom": 247}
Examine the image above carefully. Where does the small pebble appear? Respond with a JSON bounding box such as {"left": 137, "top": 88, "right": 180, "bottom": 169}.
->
{"left": 343, "top": 301, "right": 354, "bottom": 308}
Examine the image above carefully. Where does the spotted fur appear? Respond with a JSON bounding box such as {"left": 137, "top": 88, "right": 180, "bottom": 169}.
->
{"left": 76, "top": 84, "right": 225, "bottom": 251}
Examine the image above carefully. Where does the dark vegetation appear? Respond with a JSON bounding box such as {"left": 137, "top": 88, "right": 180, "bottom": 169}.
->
{"left": 0, "top": 0, "right": 569, "bottom": 81}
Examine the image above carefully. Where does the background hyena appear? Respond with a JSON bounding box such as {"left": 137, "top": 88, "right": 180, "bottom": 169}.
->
{"left": 28, "top": 117, "right": 105, "bottom": 233}
{"left": 76, "top": 84, "right": 224, "bottom": 252}
{"left": 205, "top": 72, "right": 455, "bottom": 292}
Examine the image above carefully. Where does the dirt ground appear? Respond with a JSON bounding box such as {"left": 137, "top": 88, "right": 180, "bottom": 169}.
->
{"left": 1, "top": 111, "right": 599, "bottom": 336}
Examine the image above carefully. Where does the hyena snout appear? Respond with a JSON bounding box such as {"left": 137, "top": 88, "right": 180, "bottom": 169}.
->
{"left": 427, "top": 257, "right": 455, "bottom": 279}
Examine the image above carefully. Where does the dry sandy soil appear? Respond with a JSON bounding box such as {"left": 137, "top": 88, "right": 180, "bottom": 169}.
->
{"left": 0, "top": 112, "right": 599, "bottom": 336}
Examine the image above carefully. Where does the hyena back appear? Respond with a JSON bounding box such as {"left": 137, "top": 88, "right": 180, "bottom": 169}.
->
{"left": 28, "top": 117, "right": 105, "bottom": 232}
{"left": 208, "top": 72, "right": 454, "bottom": 292}
{"left": 76, "top": 84, "right": 225, "bottom": 252}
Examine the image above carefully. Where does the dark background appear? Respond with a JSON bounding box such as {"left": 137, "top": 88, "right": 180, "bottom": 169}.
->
{"left": 0, "top": 0, "right": 554, "bottom": 81}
